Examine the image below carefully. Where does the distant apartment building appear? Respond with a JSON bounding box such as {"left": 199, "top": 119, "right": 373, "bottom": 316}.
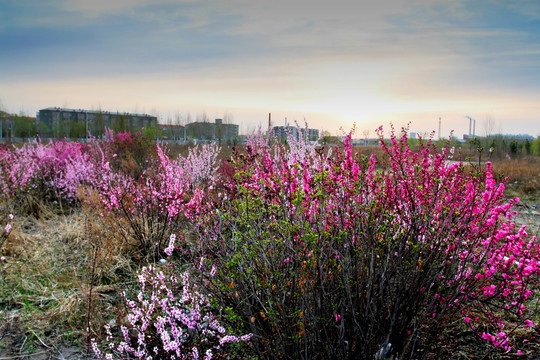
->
{"left": 158, "top": 124, "right": 185, "bottom": 142}
{"left": 0, "top": 117, "right": 14, "bottom": 140}
{"left": 270, "top": 125, "right": 319, "bottom": 142}
{"left": 37, "top": 107, "right": 158, "bottom": 139}
{"left": 185, "top": 118, "right": 239, "bottom": 144}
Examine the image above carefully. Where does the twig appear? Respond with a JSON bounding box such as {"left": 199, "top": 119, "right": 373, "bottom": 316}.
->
{"left": 18, "top": 337, "right": 26, "bottom": 354}
{"left": 29, "top": 330, "right": 51, "bottom": 349}
{"left": 29, "top": 330, "right": 65, "bottom": 359}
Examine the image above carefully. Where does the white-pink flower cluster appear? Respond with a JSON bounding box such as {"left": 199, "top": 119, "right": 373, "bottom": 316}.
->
{"left": 92, "top": 259, "right": 251, "bottom": 360}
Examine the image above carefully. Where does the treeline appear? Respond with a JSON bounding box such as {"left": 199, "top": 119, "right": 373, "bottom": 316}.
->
{"left": 407, "top": 134, "right": 540, "bottom": 156}
{"left": 0, "top": 111, "right": 46, "bottom": 139}
{"left": 476, "top": 135, "right": 540, "bottom": 156}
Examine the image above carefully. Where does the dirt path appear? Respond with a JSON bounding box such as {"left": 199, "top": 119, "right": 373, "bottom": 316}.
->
{"left": 514, "top": 200, "right": 540, "bottom": 236}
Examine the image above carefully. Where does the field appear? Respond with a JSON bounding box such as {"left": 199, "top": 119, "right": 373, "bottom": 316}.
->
{"left": 0, "top": 131, "right": 539, "bottom": 359}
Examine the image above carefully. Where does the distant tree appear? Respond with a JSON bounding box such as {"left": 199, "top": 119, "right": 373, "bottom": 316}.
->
{"left": 112, "top": 113, "right": 127, "bottom": 133}
{"left": 407, "top": 138, "right": 420, "bottom": 148}
{"left": 483, "top": 115, "right": 497, "bottom": 138}
{"left": 321, "top": 134, "right": 340, "bottom": 145}
{"left": 523, "top": 139, "right": 531, "bottom": 155}
{"left": 69, "top": 120, "right": 86, "bottom": 140}
{"left": 53, "top": 116, "right": 67, "bottom": 139}
{"left": 509, "top": 140, "right": 519, "bottom": 155}
{"left": 197, "top": 112, "right": 210, "bottom": 123}
{"left": 141, "top": 124, "right": 162, "bottom": 140}
{"left": 362, "top": 129, "right": 370, "bottom": 145}
{"left": 532, "top": 136, "right": 540, "bottom": 155}
{"left": 173, "top": 111, "right": 184, "bottom": 126}
{"left": 216, "top": 125, "right": 223, "bottom": 146}
{"left": 0, "top": 110, "right": 10, "bottom": 138}
{"left": 37, "top": 121, "right": 50, "bottom": 137}
{"left": 223, "top": 111, "right": 234, "bottom": 124}
{"left": 94, "top": 110, "right": 105, "bottom": 137}
{"left": 14, "top": 115, "right": 37, "bottom": 139}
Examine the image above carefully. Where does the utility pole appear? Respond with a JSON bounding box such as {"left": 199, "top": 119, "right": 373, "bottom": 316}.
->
{"left": 438, "top": 117, "right": 441, "bottom": 140}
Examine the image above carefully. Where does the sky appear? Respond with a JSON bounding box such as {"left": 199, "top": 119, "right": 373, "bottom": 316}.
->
{"left": 1, "top": 0, "right": 540, "bottom": 138}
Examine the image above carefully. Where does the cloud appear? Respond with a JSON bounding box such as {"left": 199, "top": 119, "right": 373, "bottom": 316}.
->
{"left": 1, "top": 0, "right": 539, "bottom": 135}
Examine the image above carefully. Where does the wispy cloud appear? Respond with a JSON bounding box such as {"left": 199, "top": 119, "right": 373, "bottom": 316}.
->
{"left": 1, "top": 0, "right": 539, "bottom": 135}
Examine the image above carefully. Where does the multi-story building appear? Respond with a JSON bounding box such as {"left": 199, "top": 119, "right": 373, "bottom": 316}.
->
{"left": 158, "top": 124, "right": 186, "bottom": 142}
{"left": 270, "top": 125, "right": 319, "bottom": 142}
{"left": 185, "top": 118, "right": 239, "bottom": 144}
{"left": 0, "top": 116, "right": 14, "bottom": 141}
{"left": 37, "top": 107, "right": 158, "bottom": 139}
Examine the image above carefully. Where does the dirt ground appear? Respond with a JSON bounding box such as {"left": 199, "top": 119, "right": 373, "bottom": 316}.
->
{"left": 514, "top": 200, "right": 540, "bottom": 236}
{"left": 0, "top": 316, "right": 85, "bottom": 359}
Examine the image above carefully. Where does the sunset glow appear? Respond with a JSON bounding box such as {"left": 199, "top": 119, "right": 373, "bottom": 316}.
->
{"left": 1, "top": 0, "right": 539, "bottom": 137}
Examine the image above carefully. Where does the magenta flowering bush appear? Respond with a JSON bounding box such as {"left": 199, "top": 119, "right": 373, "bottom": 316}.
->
{"left": 0, "top": 127, "right": 538, "bottom": 358}
{"left": 89, "top": 142, "right": 219, "bottom": 260}
{"left": 99, "top": 128, "right": 156, "bottom": 178}
{"left": 195, "top": 128, "right": 539, "bottom": 359}
{"left": 0, "top": 131, "right": 219, "bottom": 258}
{"left": 0, "top": 144, "right": 36, "bottom": 199}
{"left": 0, "top": 139, "right": 95, "bottom": 208}
{"left": 91, "top": 245, "right": 252, "bottom": 360}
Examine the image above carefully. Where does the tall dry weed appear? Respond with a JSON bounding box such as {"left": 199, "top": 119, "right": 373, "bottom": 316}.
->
{"left": 491, "top": 156, "right": 540, "bottom": 200}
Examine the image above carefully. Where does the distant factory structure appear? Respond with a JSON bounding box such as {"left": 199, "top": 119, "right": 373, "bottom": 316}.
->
{"left": 265, "top": 113, "right": 319, "bottom": 143}
{"left": 37, "top": 107, "right": 158, "bottom": 139}
{"left": 269, "top": 125, "right": 319, "bottom": 143}
{"left": 184, "top": 118, "right": 239, "bottom": 144}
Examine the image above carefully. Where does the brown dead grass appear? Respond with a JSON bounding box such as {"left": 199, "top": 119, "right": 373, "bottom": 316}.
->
{"left": 490, "top": 155, "right": 540, "bottom": 201}
{"left": 0, "top": 203, "right": 134, "bottom": 355}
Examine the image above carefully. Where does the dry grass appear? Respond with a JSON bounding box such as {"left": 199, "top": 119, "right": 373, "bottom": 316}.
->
{"left": 490, "top": 155, "right": 540, "bottom": 201}
{"left": 0, "top": 203, "right": 134, "bottom": 356}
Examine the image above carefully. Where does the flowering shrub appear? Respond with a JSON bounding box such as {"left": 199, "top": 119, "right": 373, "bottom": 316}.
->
{"left": 0, "top": 213, "right": 13, "bottom": 262}
{"left": 182, "top": 143, "right": 220, "bottom": 187}
{"left": 88, "top": 142, "right": 219, "bottom": 260}
{"left": 0, "top": 139, "right": 95, "bottom": 210}
{"left": 196, "top": 128, "right": 540, "bottom": 359}
{"left": 0, "top": 132, "right": 219, "bottom": 259}
{"left": 91, "top": 243, "right": 252, "bottom": 360}
{"left": 0, "top": 145, "right": 35, "bottom": 199}
{"left": 100, "top": 128, "right": 156, "bottom": 179}
{"left": 1, "top": 127, "right": 538, "bottom": 358}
